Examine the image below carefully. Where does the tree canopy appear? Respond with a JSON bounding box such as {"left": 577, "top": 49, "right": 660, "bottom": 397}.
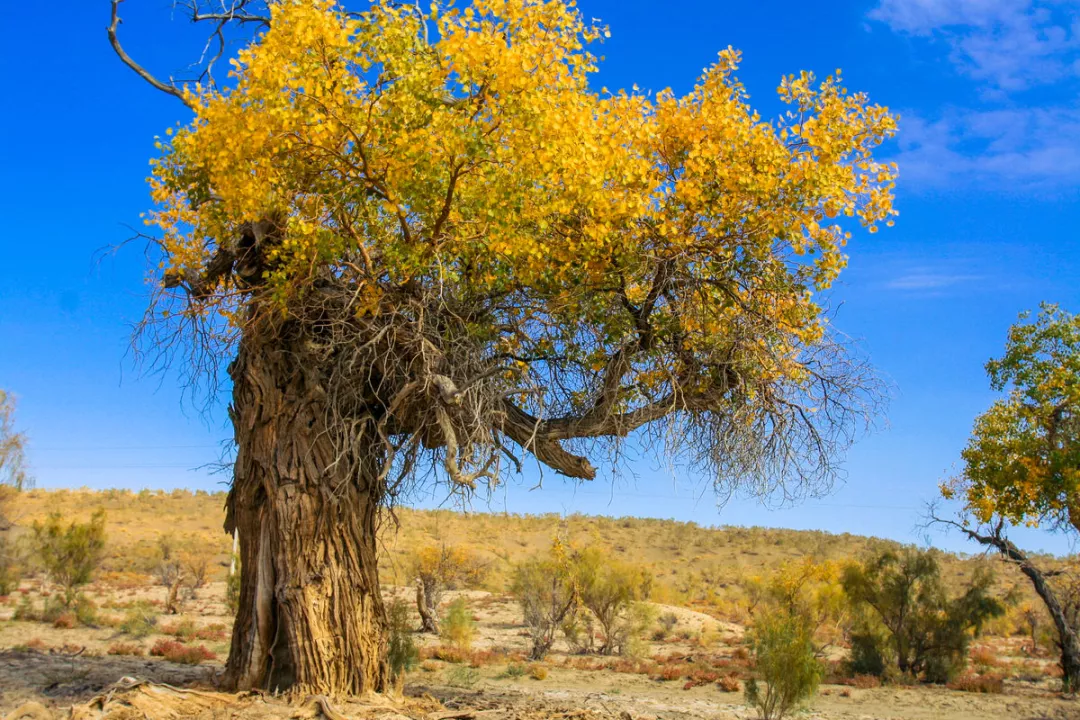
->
{"left": 142, "top": 0, "right": 897, "bottom": 499}
{"left": 946, "top": 304, "right": 1080, "bottom": 532}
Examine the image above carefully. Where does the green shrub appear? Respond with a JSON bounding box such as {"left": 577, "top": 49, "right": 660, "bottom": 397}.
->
{"left": 387, "top": 598, "right": 418, "bottom": 679}
{"left": 120, "top": 601, "right": 158, "bottom": 637}
{"left": 445, "top": 665, "right": 480, "bottom": 688}
{"left": 74, "top": 594, "right": 98, "bottom": 626}
{"left": 846, "top": 630, "right": 886, "bottom": 677}
{"left": 842, "top": 548, "right": 1004, "bottom": 683}
{"left": 511, "top": 545, "right": 578, "bottom": 660}
{"left": 502, "top": 662, "right": 527, "bottom": 678}
{"left": 439, "top": 597, "right": 476, "bottom": 654}
{"left": 31, "top": 509, "right": 106, "bottom": 606}
{"left": 574, "top": 548, "right": 653, "bottom": 655}
{"left": 744, "top": 610, "right": 823, "bottom": 720}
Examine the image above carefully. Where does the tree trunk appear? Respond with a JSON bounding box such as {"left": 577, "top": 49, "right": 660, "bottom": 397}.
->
{"left": 416, "top": 580, "right": 439, "bottom": 634}
{"left": 964, "top": 524, "right": 1080, "bottom": 692}
{"left": 222, "top": 334, "right": 389, "bottom": 696}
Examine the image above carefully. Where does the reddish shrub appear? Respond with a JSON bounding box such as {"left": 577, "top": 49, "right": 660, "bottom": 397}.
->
{"left": 107, "top": 642, "right": 145, "bottom": 657}
{"left": 852, "top": 674, "right": 881, "bottom": 689}
{"left": 717, "top": 674, "right": 741, "bottom": 692}
{"left": 948, "top": 673, "right": 1004, "bottom": 694}
{"left": 652, "top": 665, "right": 684, "bottom": 682}
{"left": 52, "top": 612, "right": 77, "bottom": 629}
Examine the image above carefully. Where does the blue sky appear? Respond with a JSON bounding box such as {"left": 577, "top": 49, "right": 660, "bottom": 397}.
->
{"left": 1, "top": 0, "right": 1078, "bottom": 554}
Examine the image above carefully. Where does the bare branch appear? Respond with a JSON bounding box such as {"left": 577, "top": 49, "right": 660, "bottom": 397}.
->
{"left": 109, "top": 0, "right": 196, "bottom": 110}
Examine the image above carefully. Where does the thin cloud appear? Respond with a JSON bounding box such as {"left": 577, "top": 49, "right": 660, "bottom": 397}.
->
{"left": 870, "top": 0, "right": 1080, "bottom": 92}
{"left": 885, "top": 271, "right": 983, "bottom": 291}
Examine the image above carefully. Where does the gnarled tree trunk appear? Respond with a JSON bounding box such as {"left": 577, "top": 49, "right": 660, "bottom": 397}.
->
{"left": 222, "top": 332, "right": 388, "bottom": 696}
{"left": 962, "top": 523, "right": 1080, "bottom": 692}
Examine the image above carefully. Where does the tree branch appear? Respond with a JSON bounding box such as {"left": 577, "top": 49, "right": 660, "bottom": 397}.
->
{"left": 109, "top": 0, "right": 195, "bottom": 109}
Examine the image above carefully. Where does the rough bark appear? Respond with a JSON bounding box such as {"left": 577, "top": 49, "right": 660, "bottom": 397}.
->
{"left": 222, "top": 331, "right": 389, "bottom": 696}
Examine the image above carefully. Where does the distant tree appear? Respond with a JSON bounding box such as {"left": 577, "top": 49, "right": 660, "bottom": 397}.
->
{"left": 31, "top": 509, "right": 107, "bottom": 607}
{"left": 0, "top": 389, "right": 31, "bottom": 591}
{"left": 410, "top": 544, "right": 484, "bottom": 633}
{"left": 108, "top": 0, "right": 896, "bottom": 694}
{"left": 0, "top": 390, "right": 30, "bottom": 493}
{"left": 936, "top": 303, "right": 1080, "bottom": 690}
{"left": 575, "top": 548, "right": 653, "bottom": 655}
{"left": 511, "top": 539, "right": 579, "bottom": 660}
{"left": 744, "top": 608, "right": 822, "bottom": 720}
{"left": 841, "top": 547, "right": 1003, "bottom": 683}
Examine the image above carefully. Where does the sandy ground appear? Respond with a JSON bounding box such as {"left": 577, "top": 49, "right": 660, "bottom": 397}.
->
{"left": 1, "top": 583, "right": 1077, "bottom": 719}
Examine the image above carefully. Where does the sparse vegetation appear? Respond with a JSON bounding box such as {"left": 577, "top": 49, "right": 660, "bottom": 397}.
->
{"left": 744, "top": 609, "right": 823, "bottom": 720}
{"left": 387, "top": 598, "right": 419, "bottom": 680}
{"left": 439, "top": 597, "right": 476, "bottom": 655}
{"left": 842, "top": 548, "right": 1005, "bottom": 683}
{"left": 511, "top": 540, "right": 579, "bottom": 660}
{"left": 30, "top": 509, "right": 106, "bottom": 607}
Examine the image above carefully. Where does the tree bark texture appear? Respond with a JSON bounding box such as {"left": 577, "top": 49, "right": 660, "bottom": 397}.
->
{"left": 222, "top": 333, "right": 389, "bottom": 696}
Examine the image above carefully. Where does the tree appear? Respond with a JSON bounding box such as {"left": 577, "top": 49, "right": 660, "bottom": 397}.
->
{"left": 575, "top": 547, "right": 653, "bottom": 655}
{"left": 841, "top": 547, "right": 1003, "bottom": 683}
{"left": 511, "top": 539, "right": 579, "bottom": 660}
{"left": 939, "top": 305, "right": 1080, "bottom": 690}
{"left": 109, "top": 0, "right": 896, "bottom": 695}
{"left": 31, "top": 510, "right": 107, "bottom": 607}
{"left": 410, "top": 543, "right": 484, "bottom": 633}
{"left": 0, "top": 390, "right": 30, "bottom": 493}
{"left": 744, "top": 609, "right": 822, "bottom": 720}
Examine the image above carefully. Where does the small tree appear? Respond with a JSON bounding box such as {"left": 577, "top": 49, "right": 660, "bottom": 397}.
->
{"left": 939, "top": 305, "right": 1080, "bottom": 690}
{"left": 511, "top": 540, "right": 578, "bottom": 660}
{"left": 411, "top": 544, "right": 484, "bottom": 634}
{"left": 386, "top": 598, "right": 419, "bottom": 681}
{"left": 575, "top": 548, "right": 653, "bottom": 655}
{"left": 31, "top": 509, "right": 107, "bottom": 607}
{"left": 744, "top": 609, "right": 823, "bottom": 720}
{"left": 841, "top": 547, "right": 1003, "bottom": 683}
{"left": 439, "top": 597, "right": 476, "bottom": 655}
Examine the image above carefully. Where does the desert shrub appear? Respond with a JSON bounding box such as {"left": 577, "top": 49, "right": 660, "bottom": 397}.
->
{"left": 120, "top": 601, "right": 158, "bottom": 637}
{"left": 31, "top": 509, "right": 106, "bottom": 606}
{"left": 503, "top": 662, "right": 527, "bottom": 678}
{"left": 744, "top": 610, "right": 823, "bottom": 720}
{"left": 107, "top": 641, "right": 145, "bottom": 656}
{"left": 851, "top": 673, "right": 881, "bottom": 689}
{"left": 411, "top": 544, "right": 486, "bottom": 633}
{"left": 511, "top": 542, "right": 578, "bottom": 660}
{"left": 0, "top": 532, "right": 21, "bottom": 595}
{"left": 653, "top": 611, "right": 679, "bottom": 640}
{"left": 575, "top": 548, "right": 653, "bottom": 655}
{"left": 387, "top": 598, "right": 418, "bottom": 679}
{"left": 74, "top": 594, "right": 98, "bottom": 626}
{"left": 439, "top": 597, "right": 476, "bottom": 654}
{"left": 161, "top": 618, "right": 198, "bottom": 641}
{"left": 948, "top": 672, "right": 1004, "bottom": 693}
{"left": 846, "top": 629, "right": 887, "bottom": 677}
{"left": 718, "top": 674, "right": 741, "bottom": 692}
{"left": 528, "top": 662, "right": 548, "bottom": 680}
{"left": 150, "top": 638, "right": 216, "bottom": 665}
{"left": 561, "top": 611, "right": 595, "bottom": 654}
{"left": 842, "top": 548, "right": 1004, "bottom": 683}
{"left": 53, "top": 611, "right": 77, "bottom": 629}
{"left": 12, "top": 594, "right": 39, "bottom": 621}
{"left": 445, "top": 665, "right": 480, "bottom": 688}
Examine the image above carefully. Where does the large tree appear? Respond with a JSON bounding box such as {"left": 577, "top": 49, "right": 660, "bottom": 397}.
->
{"left": 938, "top": 304, "right": 1080, "bottom": 690}
{"left": 109, "top": 0, "right": 896, "bottom": 696}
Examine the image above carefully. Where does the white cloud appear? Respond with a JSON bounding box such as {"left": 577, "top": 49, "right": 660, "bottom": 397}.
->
{"left": 870, "top": 0, "right": 1080, "bottom": 91}
{"left": 893, "top": 106, "right": 1080, "bottom": 189}
{"left": 885, "top": 271, "right": 981, "bottom": 291}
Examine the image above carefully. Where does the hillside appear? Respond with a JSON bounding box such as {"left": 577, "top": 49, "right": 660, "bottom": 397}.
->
{"left": 4, "top": 488, "right": 1032, "bottom": 617}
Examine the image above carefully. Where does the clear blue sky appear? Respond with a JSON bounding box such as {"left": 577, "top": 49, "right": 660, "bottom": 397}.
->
{"left": 1, "top": 1, "right": 1078, "bottom": 554}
